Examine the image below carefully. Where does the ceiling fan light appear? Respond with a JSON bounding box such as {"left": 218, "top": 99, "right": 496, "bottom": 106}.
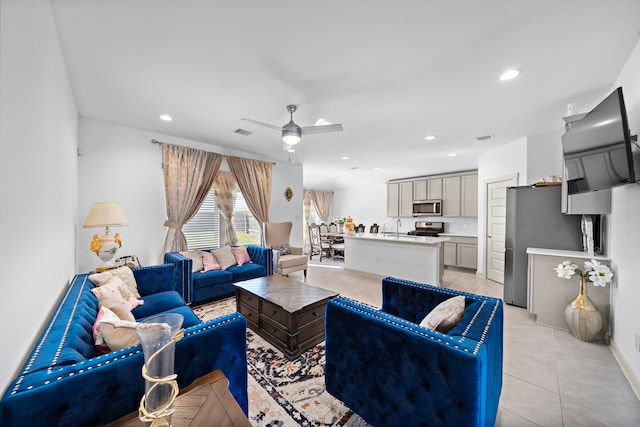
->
{"left": 282, "top": 128, "right": 301, "bottom": 145}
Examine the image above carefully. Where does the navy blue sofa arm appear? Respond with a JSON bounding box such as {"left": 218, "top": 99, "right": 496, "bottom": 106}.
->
{"left": 246, "top": 244, "right": 273, "bottom": 275}
{"left": 0, "top": 312, "right": 248, "bottom": 427}
{"left": 164, "top": 252, "right": 193, "bottom": 304}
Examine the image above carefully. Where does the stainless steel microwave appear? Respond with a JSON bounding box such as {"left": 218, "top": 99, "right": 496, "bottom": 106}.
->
{"left": 412, "top": 200, "right": 442, "bottom": 216}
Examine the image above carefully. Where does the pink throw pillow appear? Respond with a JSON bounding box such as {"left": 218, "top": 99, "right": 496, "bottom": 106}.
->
{"left": 91, "top": 276, "right": 144, "bottom": 311}
{"left": 201, "top": 251, "right": 221, "bottom": 272}
{"left": 231, "top": 246, "right": 252, "bottom": 266}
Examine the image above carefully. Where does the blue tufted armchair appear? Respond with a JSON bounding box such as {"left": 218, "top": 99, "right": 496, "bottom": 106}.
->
{"left": 325, "top": 277, "right": 503, "bottom": 427}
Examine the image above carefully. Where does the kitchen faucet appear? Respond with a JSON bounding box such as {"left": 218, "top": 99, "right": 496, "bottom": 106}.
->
{"left": 396, "top": 218, "right": 401, "bottom": 237}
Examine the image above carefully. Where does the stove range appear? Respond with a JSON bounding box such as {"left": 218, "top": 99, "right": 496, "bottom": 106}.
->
{"left": 407, "top": 221, "right": 444, "bottom": 237}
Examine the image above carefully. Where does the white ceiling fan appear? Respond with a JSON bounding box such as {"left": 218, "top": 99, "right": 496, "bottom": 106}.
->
{"left": 242, "top": 105, "right": 343, "bottom": 145}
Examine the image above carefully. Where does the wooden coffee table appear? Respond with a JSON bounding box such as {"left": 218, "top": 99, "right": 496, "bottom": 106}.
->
{"left": 234, "top": 275, "right": 339, "bottom": 359}
{"left": 103, "top": 370, "right": 251, "bottom": 427}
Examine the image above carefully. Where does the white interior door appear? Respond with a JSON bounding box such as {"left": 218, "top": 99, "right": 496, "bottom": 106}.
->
{"left": 485, "top": 174, "right": 518, "bottom": 283}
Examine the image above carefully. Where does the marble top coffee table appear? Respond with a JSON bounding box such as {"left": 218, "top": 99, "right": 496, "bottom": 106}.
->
{"left": 234, "top": 275, "right": 338, "bottom": 359}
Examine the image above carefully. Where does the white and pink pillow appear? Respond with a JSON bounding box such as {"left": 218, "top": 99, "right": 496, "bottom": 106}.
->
{"left": 90, "top": 276, "right": 144, "bottom": 311}
{"left": 201, "top": 251, "right": 221, "bottom": 271}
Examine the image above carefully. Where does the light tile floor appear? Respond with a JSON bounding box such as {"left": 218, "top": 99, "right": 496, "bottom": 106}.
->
{"left": 292, "top": 258, "right": 640, "bottom": 427}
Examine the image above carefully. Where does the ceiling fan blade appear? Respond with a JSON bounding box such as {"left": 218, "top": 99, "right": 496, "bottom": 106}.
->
{"left": 241, "top": 118, "right": 283, "bottom": 131}
{"left": 300, "top": 123, "right": 343, "bottom": 135}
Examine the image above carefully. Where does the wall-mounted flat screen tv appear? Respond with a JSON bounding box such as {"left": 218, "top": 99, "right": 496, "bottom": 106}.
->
{"left": 562, "top": 87, "right": 638, "bottom": 195}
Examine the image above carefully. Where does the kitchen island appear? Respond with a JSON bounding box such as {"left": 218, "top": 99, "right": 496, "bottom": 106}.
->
{"left": 344, "top": 233, "right": 450, "bottom": 285}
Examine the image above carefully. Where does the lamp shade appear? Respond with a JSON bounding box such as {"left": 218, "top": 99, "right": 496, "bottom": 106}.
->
{"left": 83, "top": 202, "right": 128, "bottom": 228}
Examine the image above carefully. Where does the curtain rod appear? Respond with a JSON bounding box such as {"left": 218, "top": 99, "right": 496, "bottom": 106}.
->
{"left": 151, "top": 139, "right": 276, "bottom": 164}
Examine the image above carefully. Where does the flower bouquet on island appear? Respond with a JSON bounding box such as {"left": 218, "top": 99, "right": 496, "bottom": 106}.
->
{"left": 554, "top": 259, "right": 613, "bottom": 342}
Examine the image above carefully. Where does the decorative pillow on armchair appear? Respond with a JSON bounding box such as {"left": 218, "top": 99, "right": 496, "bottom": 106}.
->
{"left": 270, "top": 244, "right": 291, "bottom": 255}
{"left": 211, "top": 246, "right": 238, "bottom": 270}
{"left": 231, "top": 246, "right": 252, "bottom": 266}
{"left": 419, "top": 295, "right": 466, "bottom": 333}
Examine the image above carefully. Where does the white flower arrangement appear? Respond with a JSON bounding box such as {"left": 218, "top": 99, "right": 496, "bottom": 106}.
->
{"left": 554, "top": 259, "right": 613, "bottom": 287}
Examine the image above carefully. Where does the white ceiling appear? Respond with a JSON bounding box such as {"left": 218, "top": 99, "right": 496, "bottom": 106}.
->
{"left": 50, "top": 0, "right": 640, "bottom": 189}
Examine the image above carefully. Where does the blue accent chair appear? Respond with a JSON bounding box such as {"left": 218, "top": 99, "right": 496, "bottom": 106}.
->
{"left": 0, "top": 264, "right": 248, "bottom": 427}
{"left": 165, "top": 244, "right": 273, "bottom": 305}
{"left": 325, "top": 277, "right": 504, "bottom": 427}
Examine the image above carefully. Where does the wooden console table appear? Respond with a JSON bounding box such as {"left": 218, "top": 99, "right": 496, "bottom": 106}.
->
{"left": 103, "top": 370, "right": 251, "bottom": 427}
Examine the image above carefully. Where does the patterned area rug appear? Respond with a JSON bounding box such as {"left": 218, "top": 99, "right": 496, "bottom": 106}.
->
{"left": 193, "top": 297, "right": 370, "bottom": 427}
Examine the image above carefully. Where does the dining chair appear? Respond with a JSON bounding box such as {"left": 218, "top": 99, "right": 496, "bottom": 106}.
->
{"left": 369, "top": 223, "right": 380, "bottom": 234}
{"left": 308, "top": 224, "right": 332, "bottom": 262}
{"left": 355, "top": 224, "right": 366, "bottom": 233}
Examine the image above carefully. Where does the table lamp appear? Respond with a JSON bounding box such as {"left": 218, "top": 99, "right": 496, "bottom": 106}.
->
{"left": 83, "top": 202, "right": 128, "bottom": 270}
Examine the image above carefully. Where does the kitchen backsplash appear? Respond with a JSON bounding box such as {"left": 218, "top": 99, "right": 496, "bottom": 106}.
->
{"left": 442, "top": 217, "right": 478, "bottom": 235}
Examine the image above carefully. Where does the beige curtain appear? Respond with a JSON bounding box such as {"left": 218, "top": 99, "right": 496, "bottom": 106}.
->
{"left": 161, "top": 144, "right": 223, "bottom": 253}
{"left": 303, "top": 189, "right": 313, "bottom": 254}
{"left": 227, "top": 156, "right": 272, "bottom": 243}
{"left": 213, "top": 170, "right": 238, "bottom": 246}
{"left": 310, "top": 190, "right": 333, "bottom": 223}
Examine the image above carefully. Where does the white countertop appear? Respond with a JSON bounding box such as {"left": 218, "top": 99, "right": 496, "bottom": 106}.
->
{"left": 526, "top": 247, "right": 611, "bottom": 261}
{"left": 439, "top": 233, "right": 477, "bottom": 238}
{"left": 344, "top": 233, "right": 450, "bottom": 245}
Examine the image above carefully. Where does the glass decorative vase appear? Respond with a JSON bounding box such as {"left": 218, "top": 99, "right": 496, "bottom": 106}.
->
{"left": 136, "top": 313, "right": 184, "bottom": 427}
{"left": 564, "top": 276, "right": 602, "bottom": 342}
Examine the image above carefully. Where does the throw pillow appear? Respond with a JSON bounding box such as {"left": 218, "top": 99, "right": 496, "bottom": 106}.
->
{"left": 211, "top": 246, "right": 238, "bottom": 270}
{"left": 231, "top": 246, "right": 252, "bottom": 266}
{"left": 179, "top": 249, "right": 204, "bottom": 273}
{"left": 98, "top": 295, "right": 135, "bottom": 322}
{"left": 419, "top": 295, "right": 466, "bottom": 333}
{"left": 270, "top": 244, "right": 291, "bottom": 256}
{"left": 88, "top": 266, "right": 141, "bottom": 298}
{"left": 201, "top": 250, "right": 221, "bottom": 272}
{"left": 99, "top": 319, "right": 140, "bottom": 351}
{"left": 92, "top": 306, "right": 120, "bottom": 353}
{"left": 91, "top": 276, "right": 144, "bottom": 311}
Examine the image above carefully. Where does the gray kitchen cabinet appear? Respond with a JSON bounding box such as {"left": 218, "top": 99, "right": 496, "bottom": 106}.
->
{"left": 387, "top": 182, "right": 399, "bottom": 217}
{"left": 413, "top": 178, "right": 442, "bottom": 201}
{"left": 442, "top": 176, "right": 461, "bottom": 217}
{"left": 443, "top": 236, "right": 477, "bottom": 270}
{"left": 399, "top": 181, "right": 414, "bottom": 217}
{"left": 387, "top": 181, "right": 414, "bottom": 217}
{"left": 461, "top": 174, "right": 478, "bottom": 217}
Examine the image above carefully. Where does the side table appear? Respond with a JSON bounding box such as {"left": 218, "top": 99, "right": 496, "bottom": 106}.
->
{"left": 103, "top": 370, "right": 251, "bottom": 427}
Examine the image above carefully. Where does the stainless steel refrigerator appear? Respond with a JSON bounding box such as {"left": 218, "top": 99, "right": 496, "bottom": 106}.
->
{"left": 503, "top": 185, "right": 583, "bottom": 308}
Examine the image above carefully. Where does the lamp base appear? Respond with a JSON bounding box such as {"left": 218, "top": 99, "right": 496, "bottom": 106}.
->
{"left": 94, "top": 233, "right": 120, "bottom": 270}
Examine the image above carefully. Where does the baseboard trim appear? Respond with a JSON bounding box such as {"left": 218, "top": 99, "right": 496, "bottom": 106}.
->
{"left": 610, "top": 338, "right": 640, "bottom": 401}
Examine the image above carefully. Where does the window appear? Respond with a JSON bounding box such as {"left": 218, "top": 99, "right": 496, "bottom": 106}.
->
{"left": 233, "top": 193, "right": 260, "bottom": 245}
{"left": 309, "top": 203, "right": 322, "bottom": 225}
{"left": 183, "top": 186, "right": 260, "bottom": 249}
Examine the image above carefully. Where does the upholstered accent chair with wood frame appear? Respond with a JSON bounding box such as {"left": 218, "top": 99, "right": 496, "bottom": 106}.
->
{"left": 263, "top": 221, "right": 308, "bottom": 277}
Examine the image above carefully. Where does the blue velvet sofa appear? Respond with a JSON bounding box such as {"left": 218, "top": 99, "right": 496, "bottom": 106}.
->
{"left": 325, "top": 277, "right": 504, "bottom": 427}
{"left": 164, "top": 244, "right": 273, "bottom": 305}
{"left": 0, "top": 264, "right": 248, "bottom": 427}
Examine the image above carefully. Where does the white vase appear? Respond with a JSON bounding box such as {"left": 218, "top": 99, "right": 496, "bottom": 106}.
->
{"left": 564, "top": 276, "right": 602, "bottom": 342}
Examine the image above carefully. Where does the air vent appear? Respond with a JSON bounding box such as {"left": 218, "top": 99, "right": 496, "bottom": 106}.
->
{"left": 234, "top": 128, "right": 252, "bottom": 136}
{"left": 350, "top": 166, "right": 359, "bottom": 170}
{"left": 476, "top": 134, "right": 495, "bottom": 141}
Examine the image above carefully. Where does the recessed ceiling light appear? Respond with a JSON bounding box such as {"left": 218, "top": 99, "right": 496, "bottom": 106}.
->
{"left": 425, "top": 135, "right": 437, "bottom": 141}
{"left": 499, "top": 69, "right": 521, "bottom": 81}
{"left": 341, "top": 156, "right": 349, "bottom": 160}
{"left": 374, "top": 167, "right": 380, "bottom": 170}
{"left": 448, "top": 153, "right": 456, "bottom": 157}
{"left": 159, "top": 114, "right": 173, "bottom": 121}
